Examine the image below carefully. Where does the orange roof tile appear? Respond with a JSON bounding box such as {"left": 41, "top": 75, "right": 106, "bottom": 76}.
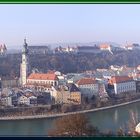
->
{"left": 76, "top": 78, "right": 96, "bottom": 85}
{"left": 28, "top": 73, "right": 58, "bottom": 80}
{"left": 100, "top": 44, "right": 110, "bottom": 49}
{"left": 109, "top": 76, "right": 133, "bottom": 84}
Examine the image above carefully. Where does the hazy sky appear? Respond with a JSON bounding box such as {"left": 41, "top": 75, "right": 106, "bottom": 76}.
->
{"left": 1, "top": 4, "right": 140, "bottom": 48}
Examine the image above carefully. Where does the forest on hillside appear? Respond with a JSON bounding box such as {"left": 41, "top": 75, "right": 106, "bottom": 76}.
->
{"left": 0, "top": 49, "right": 139, "bottom": 78}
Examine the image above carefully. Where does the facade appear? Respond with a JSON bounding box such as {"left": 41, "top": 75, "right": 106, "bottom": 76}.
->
{"left": 28, "top": 45, "right": 51, "bottom": 54}
{"left": 18, "top": 95, "right": 30, "bottom": 105}
{"left": 28, "top": 96, "right": 37, "bottom": 105}
{"left": 99, "top": 44, "right": 111, "bottom": 51}
{"left": 26, "top": 73, "right": 58, "bottom": 87}
{"left": 26, "top": 83, "right": 52, "bottom": 92}
{"left": 136, "top": 81, "right": 140, "bottom": 93}
{"left": 108, "top": 76, "right": 136, "bottom": 94}
{"left": 68, "top": 83, "right": 81, "bottom": 104}
{"left": 55, "top": 46, "right": 76, "bottom": 54}
{"left": 20, "top": 39, "right": 30, "bottom": 86}
{"left": 76, "top": 78, "right": 99, "bottom": 98}
{"left": 56, "top": 90, "right": 70, "bottom": 104}
{"left": 55, "top": 84, "right": 81, "bottom": 104}
{"left": 0, "top": 44, "right": 7, "bottom": 55}
{"left": 37, "top": 93, "right": 51, "bottom": 105}
{"left": 1, "top": 78, "right": 19, "bottom": 89}
{"left": 76, "top": 45, "right": 101, "bottom": 54}
{"left": 1, "top": 96, "right": 12, "bottom": 106}
{"left": 98, "top": 83, "right": 108, "bottom": 98}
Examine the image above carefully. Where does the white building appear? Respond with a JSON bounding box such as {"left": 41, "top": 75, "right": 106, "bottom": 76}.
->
{"left": 0, "top": 44, "right": 7, "bottom": 55}
{"left": 108, "top": 76, "right": 136, "bottom": 94}
{"left": 18, "top": 95, "right": 30, "bottom": 105}
{"left": 76, "top": 78, "right": 99, "bottom": 98}
{"left": 135, "top": 123, "right": 140, "bottom": 134}
{"left": 1, "top": 96, "right": 12, "bottom": 106}
{"left": 20, "top": 39, "right": 30, "bottom": 86}
{"left": 27, "top": 73, "right": 58, "bottom": 87}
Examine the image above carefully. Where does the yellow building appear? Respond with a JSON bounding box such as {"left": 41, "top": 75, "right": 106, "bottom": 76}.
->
{"left": 55, "top": 84, "right": 81, "bottom": 104}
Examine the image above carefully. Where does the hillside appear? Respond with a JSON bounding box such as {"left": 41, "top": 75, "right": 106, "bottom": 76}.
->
{"left": 0, "top": 49, "right": 140, "bottom": 77}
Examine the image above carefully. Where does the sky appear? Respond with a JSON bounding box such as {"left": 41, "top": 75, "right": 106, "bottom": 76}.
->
{"left": 0, "top": 4, "right": 140, "bottom": 48}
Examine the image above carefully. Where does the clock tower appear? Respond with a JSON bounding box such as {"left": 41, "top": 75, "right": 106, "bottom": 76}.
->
{"left": 20, "top": 38, "right": 30, "bottom": 86}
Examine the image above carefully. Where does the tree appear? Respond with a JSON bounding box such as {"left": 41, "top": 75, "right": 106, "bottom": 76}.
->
{"left": 48, "top": 113, "right": 99, "bottom": 136}
{"left": 117, "top": 128, "right": 125, "bottom": 136}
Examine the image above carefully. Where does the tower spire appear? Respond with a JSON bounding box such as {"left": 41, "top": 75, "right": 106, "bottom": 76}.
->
{"left": 24, "top": 37, "right": 28, "bottom": 47}
{"left": 20, "top": 38, "right": 30, "bottom": 86}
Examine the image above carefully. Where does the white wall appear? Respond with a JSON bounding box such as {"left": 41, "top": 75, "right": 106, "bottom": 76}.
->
{"left": 114, "top": 81, "right": 136, "bottom": 94}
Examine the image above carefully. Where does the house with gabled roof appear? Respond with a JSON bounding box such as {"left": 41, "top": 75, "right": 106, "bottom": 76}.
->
{"left": 108, "top": 76, "right": 136, "bottom": 94}
{"left": 54, "top": 83, "right": 81, "bottom": 104}
{"left": 76, "top": 78, "right": 99, "bottom": 98}
{"left": 26, "top": 73, "right": 59, "bottom": 92}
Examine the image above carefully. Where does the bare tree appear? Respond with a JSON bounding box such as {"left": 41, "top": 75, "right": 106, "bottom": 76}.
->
{"left": 48, "top": 113, "right": 99, "bottom": 136}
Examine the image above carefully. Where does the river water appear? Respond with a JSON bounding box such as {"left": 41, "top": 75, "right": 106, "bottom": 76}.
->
{"left": 0, "top": 102, "right": 140, "bottom": 136}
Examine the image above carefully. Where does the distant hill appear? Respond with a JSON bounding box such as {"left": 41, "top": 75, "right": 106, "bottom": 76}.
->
{"left": 8, "top": 41, "right": 121, "bottom": 50}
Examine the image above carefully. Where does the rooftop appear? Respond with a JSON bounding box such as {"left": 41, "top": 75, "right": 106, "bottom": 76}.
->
{"left": 28, "top": 73, "right": 58, "bottom": 80}
{"left": 76, "top": 78, "right": 96, "bottom": 85}
{"left": 109, "top": 76, "right": 133, "bottom": 84}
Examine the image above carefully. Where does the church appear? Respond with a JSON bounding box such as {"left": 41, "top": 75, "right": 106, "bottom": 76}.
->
{"left": 20, "top": 39, "right": 58, "bottom": 90}
{"left": 20, "top": 38, "right": 30, "bottom": 86}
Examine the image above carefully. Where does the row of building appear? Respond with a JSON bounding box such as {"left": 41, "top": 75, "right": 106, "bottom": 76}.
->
{"left": 54, "top": 43, "right": 140, "bottom": 54}
{"left": 1, "top": 39, "right": 140, "bottom": 107}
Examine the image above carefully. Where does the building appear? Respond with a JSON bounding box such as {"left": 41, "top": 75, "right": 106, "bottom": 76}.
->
{"left": 76, "top": 78, "right": 99, "bottom": 98}
{"left": 28, "top": 95, "right": 37, "bottom": 105}
{"left": 0, "top": 44, "right": 7, "bottom": 55}
{"left": 108, "top": 76, "right": 136, "bottom": 94}
{"left": 55, "top": 84, "right": 81, "bottom": 104}
{"left": 76, "top": 45, "right": 101, "bottom": 54}
{"left": 135, "top": 123, "right": 140, "bottom": 134}
{"left": 98, "top": 83, "right": 108, "bottom": 98}
{"left": 26, "top": 72, "right": 59, "bottom": 93}
{"left": 56, "top": 89, "right": 70, "bottom": 104}
{"left": 26, "top": 83, "right": 52, "bottom": 92}
{"left": 37, "top": 92, "right": 51, "bottom": 105}
{"left": 99, "top": 44, "right": 111, "bottom": 51}
{"left": 1, "top": 96, "right": 12, "bottom": 106}
{"left": 20, "top": 39, "right": 30, "bottom": 86}
{"left": 136, "top": 80, "right": 140, "bottom": 93}
{"left": 68, "top": 83, "right": 81, "bottom": 104}
{"left": 55, "top": 46, "right": 76, "bottom": 54}
{"left": 99, "top": 44, "right": 114, "bottom": 54}
{"left": 1, "top": 77, "right": 19, "bottom": 89}
{"left": 18, "top": 95, "right": 30, "bottom": 105}
{"left": 28, "top": 45, "right": 51, "bottom": 54}
{"left": 26, "top": 73, "right": 58, "bottom": 86}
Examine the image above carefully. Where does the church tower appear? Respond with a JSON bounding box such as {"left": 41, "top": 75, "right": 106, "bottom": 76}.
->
{"left": 20, "top": 38, "right": 30, "bottom": 86}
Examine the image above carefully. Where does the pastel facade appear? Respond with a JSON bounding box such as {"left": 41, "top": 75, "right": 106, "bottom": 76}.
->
{"left": 108, "top": 76, "right": 136, "bottom": 94}
{"left": 76, "top": 78, "right": 99, "bottom": 97}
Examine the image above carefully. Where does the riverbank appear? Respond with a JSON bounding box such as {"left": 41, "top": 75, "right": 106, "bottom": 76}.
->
{"left": 0, "top": 97, "right": 140, "bottom": 120}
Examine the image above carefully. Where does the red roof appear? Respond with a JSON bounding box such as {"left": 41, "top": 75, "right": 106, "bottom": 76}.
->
{"left": 76, "top": 78, "right": 96, "bottom": 85}
{"left": 28, "top": 73, "right": 58, "bottom": 80}
{"left": 100, "top": 44, "right": 110, "bottom": 49}
{"left": 109, "top": 76, "right": 133, "bottom": 84}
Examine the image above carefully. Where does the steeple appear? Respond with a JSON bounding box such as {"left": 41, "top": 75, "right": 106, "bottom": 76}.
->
{"left": 20, "top": 38, "right": 30, "bottom": 86}
{"left": 24, "top": 38, "right": 28, "bottom": 47}
{"left": 23, "top": 38, "right": 28, "bottom": 54}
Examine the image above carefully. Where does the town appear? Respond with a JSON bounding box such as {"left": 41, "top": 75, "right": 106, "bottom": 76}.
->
{"left": 0, "top": 39, "right": 140, "bottom": 117}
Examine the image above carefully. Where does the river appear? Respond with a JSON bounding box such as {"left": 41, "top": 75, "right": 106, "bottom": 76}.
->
{"left": 0, "top": 101, "right": 140, "bottom": 136}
